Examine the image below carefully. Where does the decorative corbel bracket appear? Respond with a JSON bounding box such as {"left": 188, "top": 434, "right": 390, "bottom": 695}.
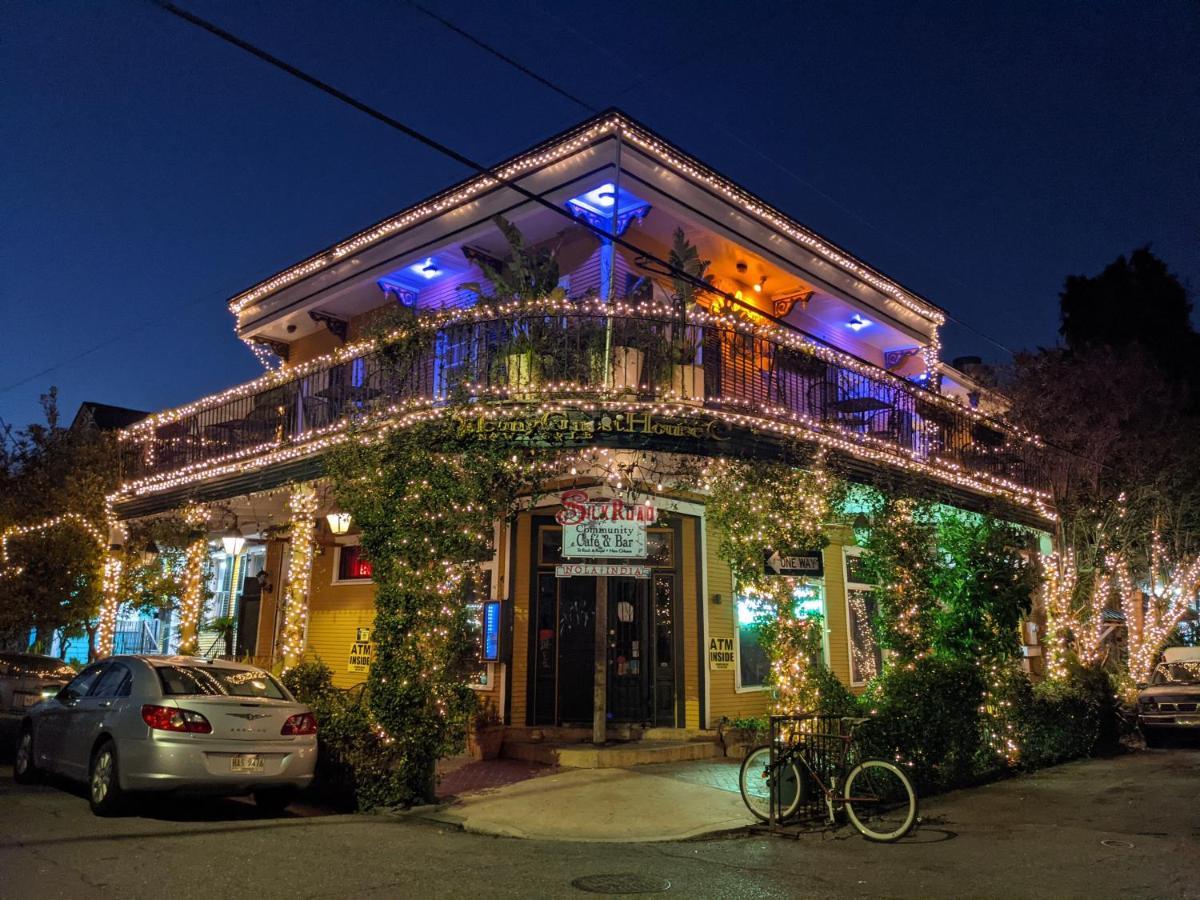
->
{"left": 771, "top": 289, "right": 814, "bottom": 319}
{"left": 308, "top": 309, "right": 349, "bottom": 342}
{"left": 251, "top": 336, "right": 290, "bottom": 363}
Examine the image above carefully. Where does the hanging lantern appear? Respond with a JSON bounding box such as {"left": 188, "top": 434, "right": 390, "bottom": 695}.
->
{"left": 140, "top": 540, "right": 160, "bottom": 567}
{"left": 221, "top": 523, "right": 245, "bottom": 557}
{"left": 326, "top": 512, "right": 352, "bottom": 535}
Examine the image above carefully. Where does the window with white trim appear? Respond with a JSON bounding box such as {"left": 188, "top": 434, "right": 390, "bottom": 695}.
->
{"left": 734, "top": 580, "right": 827, "bottom": 691}
{"left": 334, "top": 543, "right": 373, "bottom": 582}
{"left": 844, "top": 547, "right": 883, "bottom": 685}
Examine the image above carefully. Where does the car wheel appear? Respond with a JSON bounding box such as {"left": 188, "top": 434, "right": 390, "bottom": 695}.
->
{"left": 88, "top": 740, "right": 126, "bottom": 816}
{"left": 254, "top": 788, "right": 296, "bottom": 816}
{"left": 1143, "top": 728, "right": 1163, "bottom": 749}
{"left": 13, "top": 725, "right": 40, "bottom": 785}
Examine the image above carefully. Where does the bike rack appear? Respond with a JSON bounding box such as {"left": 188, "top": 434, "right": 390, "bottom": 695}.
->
{"left": 765, "top": 714, "right": 849, "bottom": 832}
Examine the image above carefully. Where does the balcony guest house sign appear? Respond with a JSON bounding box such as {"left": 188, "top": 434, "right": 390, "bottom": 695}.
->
{"left": 557, "top": 489, "right": 657, "bottom": 559}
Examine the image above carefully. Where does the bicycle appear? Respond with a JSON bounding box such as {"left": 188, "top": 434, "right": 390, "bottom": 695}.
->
{"left": 738, "top": 715, "right": 918, "bottom": 842}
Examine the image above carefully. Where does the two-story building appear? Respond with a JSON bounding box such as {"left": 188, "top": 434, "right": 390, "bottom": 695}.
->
{"left": 101, "top": 111, "right": 1052, "bottom": 738}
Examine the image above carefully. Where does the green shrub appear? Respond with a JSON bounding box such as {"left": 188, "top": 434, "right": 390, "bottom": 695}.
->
{"left": 860, "top": 657, "right": 986, "bottom": 792}
{"left": 282, "top": 659, "right": 412, "bottom": 811}
{"left": 810, "top": 663, "right": 862, "bottom": 717}
{"left": 1019, "top": 665, "right": 1119, "bottom": 768}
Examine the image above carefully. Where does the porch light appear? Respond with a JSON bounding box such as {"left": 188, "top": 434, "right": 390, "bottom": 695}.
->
{"left": 221, "top": 524, "right": 246, "bottom": 557}
{"left": 846, "top": 314, "right": 871, "bottom": 332}
{"left": 140, "top": 540, "right": 160, "bottom": 567}
{"left": 326, "top": 512, "right": 353, "bottom": 535}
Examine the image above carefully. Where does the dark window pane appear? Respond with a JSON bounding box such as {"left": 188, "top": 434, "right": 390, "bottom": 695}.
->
{"left": 90, "top": 664, "right": 130, "bottom": 698}
{"left": 338, "top": 545, "right": 373, "bottom": 580}
{"left": 847, "top": 589, "right": 883, "bottom": 684}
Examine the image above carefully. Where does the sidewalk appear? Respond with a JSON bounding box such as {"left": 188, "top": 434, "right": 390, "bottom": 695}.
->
{"left": 428, "top": 757, "right": 756, "bottom": 842}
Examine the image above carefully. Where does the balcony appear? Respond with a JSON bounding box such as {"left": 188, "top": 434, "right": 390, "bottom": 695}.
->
{"left": 118, "top": 300, "right": 1050, "bottom": 515}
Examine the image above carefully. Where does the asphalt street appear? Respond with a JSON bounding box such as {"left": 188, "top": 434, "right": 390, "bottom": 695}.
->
{"left": 0, "top": 725, "right": 1196, "bottom": 900}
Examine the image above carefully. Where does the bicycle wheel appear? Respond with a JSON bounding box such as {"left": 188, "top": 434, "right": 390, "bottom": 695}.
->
{"left": 843, "top": 759, "right": 917, "bottom": 842}
{"left": 739, "top": 745, "right": 803, "bottom": 822}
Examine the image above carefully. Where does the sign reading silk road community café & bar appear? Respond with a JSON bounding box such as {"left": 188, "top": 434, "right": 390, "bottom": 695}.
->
{"left": 557, "top": 489, "right": 657, "bottom": 559}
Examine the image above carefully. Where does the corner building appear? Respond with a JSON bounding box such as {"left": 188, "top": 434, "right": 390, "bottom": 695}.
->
{"left": 104, "top": 112, "right": 1053, "bottom": 737}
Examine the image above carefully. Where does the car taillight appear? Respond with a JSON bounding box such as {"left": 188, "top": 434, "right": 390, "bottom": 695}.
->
{"left": 281, "top": 712, "right": 317, "bottom": 735}
{"left": 141, "top": 704, "right": 212, "bottom": 734}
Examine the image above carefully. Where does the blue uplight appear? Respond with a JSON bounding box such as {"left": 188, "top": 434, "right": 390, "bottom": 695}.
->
{"left": 410, "top": 257, "right": 442, "bottom": 280}
{"left": 846, "top": 314, "right": 872, "bottom": 332}
{"left": 566, "top": 182, "right": 652, "bottom": 236}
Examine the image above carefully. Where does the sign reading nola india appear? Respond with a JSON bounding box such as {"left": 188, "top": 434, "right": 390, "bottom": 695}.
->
{"left": 557, "top": 488, "right": 657, "bottom": 559}
{"left": 456, "top": 409, "right": 732, "bottom": 444}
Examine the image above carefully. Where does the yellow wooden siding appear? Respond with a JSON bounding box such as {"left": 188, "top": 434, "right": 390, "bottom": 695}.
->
{"left": 822, "top": 526, "right": 853, "bottom": 687}
{"left": 302, "top": 542, "right": 376, "bottom": 689}
{"left": 705, "top": 522, "right": 770, "bottom": 723}
{"left": 509, "top": 515, "right": 531, "bottom": 726}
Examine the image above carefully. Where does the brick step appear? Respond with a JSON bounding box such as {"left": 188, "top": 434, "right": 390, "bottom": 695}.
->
{"left": 502, "top": 739, "right": 723, "bottom": 768}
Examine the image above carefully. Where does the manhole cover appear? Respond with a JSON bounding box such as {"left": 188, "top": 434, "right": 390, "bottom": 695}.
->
{"left": 571, "top": 874, "right": 671, "bottom": 894}
{"left": 1101, "top": 839, "right": 1134, "bottom": 849}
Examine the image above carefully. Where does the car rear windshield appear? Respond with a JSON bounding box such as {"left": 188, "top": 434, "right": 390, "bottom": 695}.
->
{"left": 0, "top": 653, "right": 75, "bottom": 677}
{"left": 1151, "top": 661, "right": 1200, "bottom": 685}
{"left": 156, "top": 665, "right": 288, "bottom": 699}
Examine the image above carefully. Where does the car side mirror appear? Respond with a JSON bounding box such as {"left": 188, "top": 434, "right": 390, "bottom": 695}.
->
{"left": 57, "top": 687, "right": 78, "bottom": 703}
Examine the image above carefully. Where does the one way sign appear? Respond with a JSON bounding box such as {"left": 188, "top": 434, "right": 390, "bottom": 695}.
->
{"left": 763, "top": 548, "right": 824, "bottom": 577}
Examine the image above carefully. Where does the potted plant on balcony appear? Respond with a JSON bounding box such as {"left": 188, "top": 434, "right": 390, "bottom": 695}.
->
{"left": 466, "top": 698, "right": 504, "bottom": 761}
{"left": 459, "top": 215, "right": 566, "bottom": 395}
{"left": 663, "top": 228, "right": 712, "bottom": 404}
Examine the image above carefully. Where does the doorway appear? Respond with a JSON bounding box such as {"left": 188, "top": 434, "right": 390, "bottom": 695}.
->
{"left": 528, "top": 518, "right": 683, "bottom": 729}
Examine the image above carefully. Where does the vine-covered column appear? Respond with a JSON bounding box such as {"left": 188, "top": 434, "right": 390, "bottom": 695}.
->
{"left": 94, "top": 549, "right": 123, "bottom": 659}
{"left": 177, "top": 504, "right": 209, "bottom": 655}
{"left": 280, "top": 483, "right": 318, "bottom": 671}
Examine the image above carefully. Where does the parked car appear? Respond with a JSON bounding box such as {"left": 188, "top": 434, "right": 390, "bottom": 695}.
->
{"left": 0, "top": 652, "right": 75, "bottom": 715}
{"left": 1138, "top": 647, "right": 1200, "bottom": 747}
{"left": 13, "top": 655, "right": 317, "bottom": 815}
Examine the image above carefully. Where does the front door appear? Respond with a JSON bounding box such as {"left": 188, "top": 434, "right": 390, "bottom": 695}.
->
{"left": 528, "top": 518, "right": 682, "bottom": 729}
{"left": 557, "top": 576, "right": 596, "bottom": 725}
{"left": 607, "top": 578, "right": 650, "bottom": 722}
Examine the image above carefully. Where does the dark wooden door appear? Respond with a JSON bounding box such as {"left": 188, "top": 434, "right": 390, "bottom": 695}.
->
{"left": 557, "top": 576, "right": 596, "bottom": 725}
{"left": 607, "top": 578, "right": 650, "bottom": 723}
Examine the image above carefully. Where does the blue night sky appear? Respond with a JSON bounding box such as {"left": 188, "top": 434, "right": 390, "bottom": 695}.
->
{"left": 2, "top": 0, "right": 1197, "bottom": 428}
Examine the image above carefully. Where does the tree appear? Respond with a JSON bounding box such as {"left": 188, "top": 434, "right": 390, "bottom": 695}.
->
{"left": 1059, "top": 247, "right": 1196, "bottom": 382}
{"left": 0, "top": 390, "right": 121, "bottom": 656}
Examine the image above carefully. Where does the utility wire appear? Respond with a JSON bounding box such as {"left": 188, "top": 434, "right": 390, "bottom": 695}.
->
{"left": 148, "top": 1, "right": 796, "bottom": 332}
{"left": 525, "top": 0, "right": 1025, "bottom": 361}
{"left": 404, "top": 1, "right": 593, "bottom": 112}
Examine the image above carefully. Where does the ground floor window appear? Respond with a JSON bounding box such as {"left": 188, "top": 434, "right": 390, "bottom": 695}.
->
{"left": 844, "top": 547, "right": 883, "bottom": 685}
{"left": 735, "top": 581, "right": 826, "bottom": 690}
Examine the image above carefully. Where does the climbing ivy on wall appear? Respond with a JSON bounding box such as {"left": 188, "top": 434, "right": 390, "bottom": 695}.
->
{"left": 325, "top": 419, "right": 526, "bottom": 804}
{"left": 705, "top": 457, "right": 845, "bottom": 715}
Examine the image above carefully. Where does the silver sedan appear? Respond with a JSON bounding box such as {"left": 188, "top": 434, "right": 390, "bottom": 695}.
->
{"left": 13, "top": 655, "right": 317, "bottom": 816}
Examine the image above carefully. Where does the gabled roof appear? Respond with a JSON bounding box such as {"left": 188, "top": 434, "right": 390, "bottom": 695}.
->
{"left": 70, "top": 402, "right": 149, "bottom": 433}
{"left": 228, "top": 110, "right": 947, "bottom": 326}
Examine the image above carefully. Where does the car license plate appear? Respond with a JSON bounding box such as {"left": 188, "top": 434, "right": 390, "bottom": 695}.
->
{"left": 21, "top": 693, "right": 39, "bottom": 707}
{"left": 231, "top": 754, "right": 264, "bottom": 773}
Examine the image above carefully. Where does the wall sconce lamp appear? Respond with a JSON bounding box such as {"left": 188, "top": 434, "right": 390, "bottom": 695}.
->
{"left": 711, "top": 593, "right": 723, "bottom": 605}
{"left": 326, "top": 512, "right": 353, "bottom": 536}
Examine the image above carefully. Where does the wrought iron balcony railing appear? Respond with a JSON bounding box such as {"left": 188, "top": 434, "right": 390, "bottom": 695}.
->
{"left": 119, "top": 300, "right": 1049, "bottom": 503}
